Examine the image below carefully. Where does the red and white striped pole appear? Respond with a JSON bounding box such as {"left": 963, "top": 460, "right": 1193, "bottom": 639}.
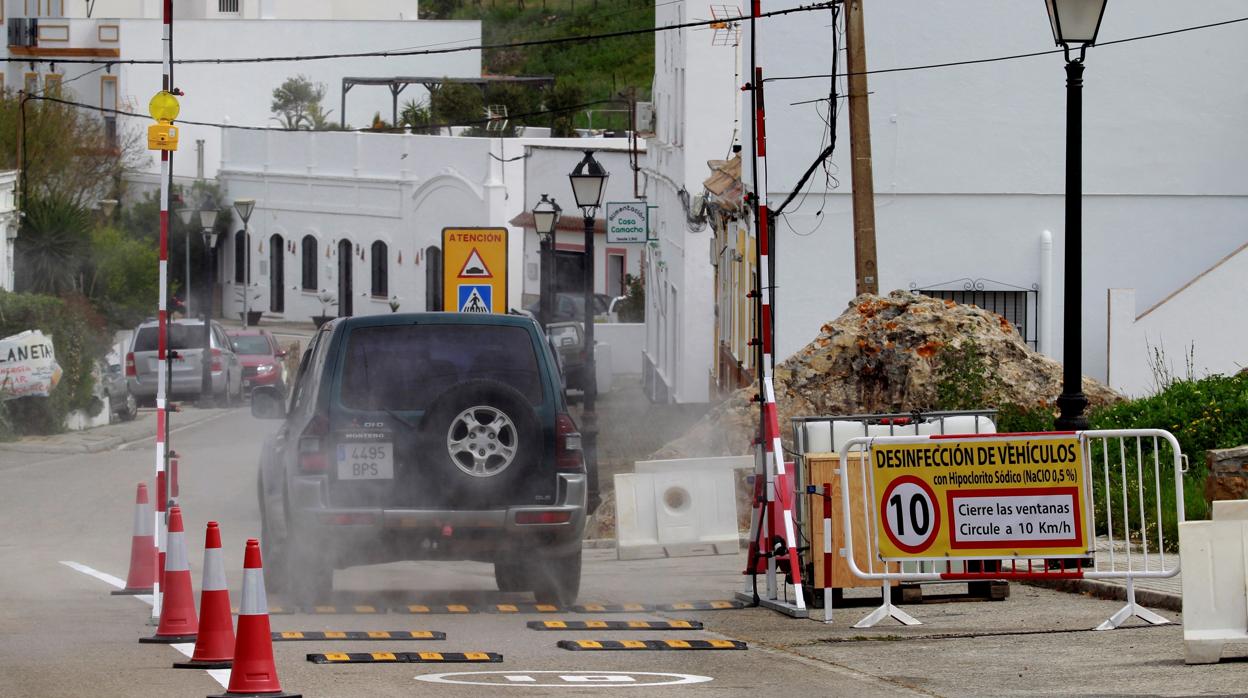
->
{"left": 745, "top": 0, "right": 805, "bottom": 611}
{"left": 152, "top": 0, "right": 174, "bottom": 623}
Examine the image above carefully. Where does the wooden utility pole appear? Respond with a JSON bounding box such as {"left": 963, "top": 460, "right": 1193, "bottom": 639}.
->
{"left": 844, "top": 0, "right": 879, "bottom": 296}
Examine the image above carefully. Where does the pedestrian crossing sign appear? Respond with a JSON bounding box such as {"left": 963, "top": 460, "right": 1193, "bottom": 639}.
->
{"left": 442, "top": 228, "right": 508, "bottom": 314}
{"left": 457, "top": 285, "right": 492, "bottom": 314}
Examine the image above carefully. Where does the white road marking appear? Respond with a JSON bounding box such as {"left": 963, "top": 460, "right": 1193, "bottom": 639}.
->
{"left": 60, "top": 561, "right": 228, "bottom": 689}
{"left": 415, "top": 671, "right": 713, "bottom": 688}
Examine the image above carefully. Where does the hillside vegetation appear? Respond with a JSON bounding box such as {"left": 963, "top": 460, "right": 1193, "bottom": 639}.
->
{"left": 421, "top": 0, "right": 654, "bottom": 132}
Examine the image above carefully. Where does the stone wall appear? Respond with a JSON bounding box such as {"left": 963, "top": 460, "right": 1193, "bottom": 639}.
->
{"left": 1206, "top": 445, "right": 1248, "bottom": 503}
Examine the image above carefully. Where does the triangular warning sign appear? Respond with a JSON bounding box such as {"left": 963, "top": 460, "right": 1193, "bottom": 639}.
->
{"left": 457, "top": 248, "right": 492, "bottom": 278}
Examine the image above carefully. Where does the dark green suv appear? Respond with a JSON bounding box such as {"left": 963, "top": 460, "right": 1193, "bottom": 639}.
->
{"left": 252, "top": 313, "right": 587, "bottom": 605}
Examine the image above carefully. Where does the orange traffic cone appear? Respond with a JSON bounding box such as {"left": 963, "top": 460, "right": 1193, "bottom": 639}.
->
{"left": 210, "top": 539, "right": 300, "bottom": 698}
{"left": 112, "top": 483, "right": 155, "bottom": 595}
{"left": 140, "top": 506, "right": 198, "bottom": 643}
{"left": 175, "top": 522, "right": 233, "bottom": 669}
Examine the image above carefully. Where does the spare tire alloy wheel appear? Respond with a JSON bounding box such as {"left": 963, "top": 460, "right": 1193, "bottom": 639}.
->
{"left": 447, "top": 405, "right": 519, "bottom": 478}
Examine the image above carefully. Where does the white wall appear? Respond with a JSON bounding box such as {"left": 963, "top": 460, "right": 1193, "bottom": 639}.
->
{"left": 642, "top": 0, "right": 739, "bottom": 404}
{"left": 108, "top": 18, "right": 480, "bottom": 180}
{"left": 0, "top": 171, "right": 16, "bottom": 292}
{"left": 741, "top": 1, "right": 1248, "bottom": 383}
{"left": 45, "top": 0, "right": 419, "bottom": 19}
{"left": 1108, "top": 242, "right": 1248, "bottom": 397}
{"left": 596, "top": 322, "right": 646, "bottom": 376}
{"left": 219, "top": 130, "right": 633, "bottom": 323}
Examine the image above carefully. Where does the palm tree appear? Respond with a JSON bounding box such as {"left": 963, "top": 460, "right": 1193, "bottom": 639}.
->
{"left": 16, "top": 196, "right": 91, "bottom": 295}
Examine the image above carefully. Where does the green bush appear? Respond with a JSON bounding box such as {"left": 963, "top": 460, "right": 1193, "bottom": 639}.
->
{"left": 1089, "top": 372, "right": 1248, "bottom": 530}
{"left": 0, "top": 291, "right": 108, "bottom": 436}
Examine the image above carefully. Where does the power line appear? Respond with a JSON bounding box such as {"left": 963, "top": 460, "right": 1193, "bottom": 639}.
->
{"left": 763, "top": 15, "right": 1248, "bottom": 83}
{"left": 1, "top": 2, "right": 834, "bottom": 67}
{"left": 25, "top": 92, "right": 615, "bottom": 133}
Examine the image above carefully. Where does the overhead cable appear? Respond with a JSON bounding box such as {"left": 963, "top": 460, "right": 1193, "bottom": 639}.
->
{"left": 1, "top": 2, "right": 836, "bottom": 66}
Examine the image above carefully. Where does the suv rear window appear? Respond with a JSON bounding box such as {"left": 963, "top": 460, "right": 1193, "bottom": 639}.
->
{"left": 133, "top": 324, "right": 206, "bottom": 352}
{"left": 339, "top": 324, "right": 543, "bottom": 411}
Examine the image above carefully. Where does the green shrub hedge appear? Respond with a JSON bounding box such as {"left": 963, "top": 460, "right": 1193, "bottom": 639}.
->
{"left": 0, "top": 291, "right": 108, "bottom": 437}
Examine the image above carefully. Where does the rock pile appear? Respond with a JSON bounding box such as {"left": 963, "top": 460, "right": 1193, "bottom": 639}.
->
{"left": 653, "top": 290, "right": 1121, "bottom": 459}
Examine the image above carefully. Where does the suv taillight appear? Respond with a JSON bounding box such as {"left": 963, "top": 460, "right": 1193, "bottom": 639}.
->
{"left": 555, "top": 413, "right": 583, "bottom": 472}
{"left": 210, "top": 347, "right": 223, "bottom": 372}
{"left": 298, "top": 415, "right": 330, "bottom": 474}
{"left": 125, "top": 352, "right": 136, "bottom": 377}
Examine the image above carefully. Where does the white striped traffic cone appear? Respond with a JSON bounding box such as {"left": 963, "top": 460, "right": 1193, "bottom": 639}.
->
{"left": 140, "top": 506, "right": 198, "bottom": 643}
{"left": 210, "top": 539, "right": 300, "bottom": 697}
{"left": 175, "top": 521, "right": 233, "bottom": 669}
{"left": 113, "top": 483, "right": 155, "bottom": 595}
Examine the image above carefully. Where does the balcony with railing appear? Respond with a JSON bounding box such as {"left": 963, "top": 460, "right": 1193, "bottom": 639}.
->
{"left": 6, "top": 17, "right": 121, "bottom": 58}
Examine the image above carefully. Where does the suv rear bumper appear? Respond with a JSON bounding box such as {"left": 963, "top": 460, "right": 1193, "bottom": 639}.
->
{"left": 287, "top": 472, "right": 588, "bottom": 564}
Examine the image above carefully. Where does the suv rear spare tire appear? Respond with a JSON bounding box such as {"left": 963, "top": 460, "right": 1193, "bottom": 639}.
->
{"left": 419, "top": 380, "right": 541, "bottom": 500}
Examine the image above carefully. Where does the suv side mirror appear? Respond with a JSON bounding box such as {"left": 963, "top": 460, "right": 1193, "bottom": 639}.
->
{"left": 251, "top": 386, "right": 286, "bottom": 419}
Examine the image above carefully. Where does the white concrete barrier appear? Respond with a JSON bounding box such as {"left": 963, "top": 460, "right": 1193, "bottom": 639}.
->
{"left": 614, "top": 469, "right": 739, "bottom": 560}
{"left": 1180, "top": 517, "right": 1248, "bottom": 664}
{"left": 633, "top": 455, "right": 752, "bottom": 475}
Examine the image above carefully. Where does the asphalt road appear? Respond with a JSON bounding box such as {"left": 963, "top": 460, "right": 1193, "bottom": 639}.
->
{"left": 3, "top": 407, "right": 1248, "bottom": 696}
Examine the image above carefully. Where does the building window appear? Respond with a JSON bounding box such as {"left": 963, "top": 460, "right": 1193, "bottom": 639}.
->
{"left": 300, "top": 235, "right": 317, "bottom": 291}
{"left": 218, "top": 0, "right": 239, "bottom": 12}
{"left": 370, "top": 241, "right": 388, "bottom": 297}
{"left": 233, "top": 230, "right": 248, "bottom": 283}
{"left": 425, "top": 245, "right": 442, "bottom": 310}
{"left": 914, "top": 282, "right": 1039, "bottom": 350}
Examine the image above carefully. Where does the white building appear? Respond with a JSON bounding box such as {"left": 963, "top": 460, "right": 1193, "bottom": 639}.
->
{"left": 511, "top": 144, "right": 645, "bottom": 309}
{"left": 218, "top": 128, "right": 634, "bottom": 324}
{"left": 0, "top": 171, "right": 16, "bottom": 291}
{"left": 6, "top": 0, "right": 480, "bottom": 185}
{"left": 640, "top": 0, "right": 739, "bottom": 404}
{"left": 697, "top": 0, "right": 1248, "bottom": 400}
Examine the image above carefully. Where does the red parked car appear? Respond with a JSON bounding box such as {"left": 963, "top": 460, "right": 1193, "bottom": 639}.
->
{"left": 226, "top": 329, "right": 289, "bottom": 397}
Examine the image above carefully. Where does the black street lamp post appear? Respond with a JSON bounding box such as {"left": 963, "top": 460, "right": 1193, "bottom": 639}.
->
{"left": 196, "top": 206, "right": 219, "bottom": 398}
{"left": 1046, "top": 0, "right": 1107, "bottom": 431}
{"left": 569, "top": 151, "right": 608, "bottom": 513}
{"left": 532, "top": 194, "right": 561, "bottom": 328}
{"left": 233, "top": 198, "right": 256, "bottom": 329}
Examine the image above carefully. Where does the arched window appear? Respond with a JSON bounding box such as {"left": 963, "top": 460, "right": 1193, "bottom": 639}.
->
{"left": 301, "top": 235, "right": 317, "bottom": 291}
{"left": 371, "top": 241, "right": 388, "bottom": 297}
{"left": 269, "top": 233, "right": 285, "bottom": 313}
{"left": 233, "top": 230, "right": 248, "bottom": 283}
{"left": 425, "top": 245, "right": 442, "bottom": 310}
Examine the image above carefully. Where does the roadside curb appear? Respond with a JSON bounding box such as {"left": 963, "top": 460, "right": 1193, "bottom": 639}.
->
{"left": 0, "top": 409, "right": 231, "bottom": 455}
{"left": 1026, "top": 578, "right": 1182, "bottom": 614}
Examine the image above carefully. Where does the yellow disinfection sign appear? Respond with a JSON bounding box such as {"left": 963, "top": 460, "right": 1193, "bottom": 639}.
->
{"left": 442, "top": 227, "right": 508, "bottom": 314}
{"left": 870, "top": 434, "right": 1088, "bottom": 559}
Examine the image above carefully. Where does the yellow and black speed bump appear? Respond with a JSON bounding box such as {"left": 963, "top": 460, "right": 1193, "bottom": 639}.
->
{"left": 571, "top": 603, "right": 655, "bottom": 614}
{"left": 306, "top": 651, "right": 502, "bottom": 664}
{"left": 656, "top": 600, "right": 745, "bottom": 611}
{"left": 557, "top": 639, "right": 747, "bottom": 651}
{"left": 482, "top": 603, "right": 564, "bottom": 614}
{"left": 528, "top": 620, "right": 704, "bottom": 631}
{"left": 231, "top": 606, "right": 295, "bottom": 615}
{"left": 302, "top": 604, "right": 384, "bottom": 615}
{"left": 273, "top": 631, "right": 445, "bottom": 641}
{"left": 391, "top": 604, "right": 475, "bottom": 615}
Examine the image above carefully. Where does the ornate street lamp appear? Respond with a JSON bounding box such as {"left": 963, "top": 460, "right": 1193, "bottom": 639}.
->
{"left": 568, "top": 150, "right": 608, "bottom": 514}
{"left": 1045, "top": 0, "right": 1107, "bottom": 431}
{"left": 197, "top": 205, "right": 220, "bottom": 398}
{"left": 233, "top": 198, "right": 256, "bottom": 329}
{"left": 532, "top": 193, "right": 562, "bottom": 327}
{"left": 176, "top": 206, "right": 194, "bottom": 316}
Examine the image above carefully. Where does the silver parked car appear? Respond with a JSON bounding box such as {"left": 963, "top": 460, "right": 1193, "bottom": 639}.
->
{"left": 125, "top": 318, "right": 244, "bottom": 405}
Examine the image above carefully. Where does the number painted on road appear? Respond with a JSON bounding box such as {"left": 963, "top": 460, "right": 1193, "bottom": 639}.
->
{"left": 415, "top": 671, "right": 713, "bottom": 687}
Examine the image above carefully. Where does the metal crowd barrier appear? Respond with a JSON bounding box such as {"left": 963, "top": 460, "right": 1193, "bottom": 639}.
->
{"left": 837, "top": 429, "right": 1185, "bottom": 630}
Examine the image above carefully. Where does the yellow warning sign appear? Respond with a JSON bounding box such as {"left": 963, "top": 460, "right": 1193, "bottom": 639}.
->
{"left": 443, "top": 228, "right": 508, "bottom": 314}
{"left": 871, "top": 434, "right": 1088, "bottom": 559}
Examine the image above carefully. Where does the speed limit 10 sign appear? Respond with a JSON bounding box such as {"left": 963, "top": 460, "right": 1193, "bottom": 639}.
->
{"left": 879, "top": 475, "right": 941, "bottom": 554}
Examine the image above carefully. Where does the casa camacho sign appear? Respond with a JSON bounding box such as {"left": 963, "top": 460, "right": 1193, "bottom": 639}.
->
{"left": 605, "top": 202, "right": 649, "bottom": 244}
